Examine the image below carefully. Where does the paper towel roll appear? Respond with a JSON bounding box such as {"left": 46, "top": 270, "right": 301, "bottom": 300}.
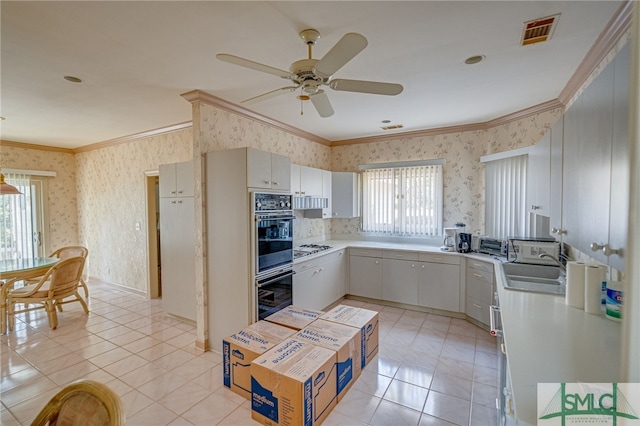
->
{"left": 584, "top": 265, "right": 606, "bottom": 314}
{"left": 565, "top": 261, "right": 586, "bottom": 309}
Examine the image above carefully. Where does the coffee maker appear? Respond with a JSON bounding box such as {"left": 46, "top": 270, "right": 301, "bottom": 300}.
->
{"left": 458, "top": 233, "right": 472, "bottom": 253}
{"left": 441, "top": 228, "right": 458, "bottom": 252}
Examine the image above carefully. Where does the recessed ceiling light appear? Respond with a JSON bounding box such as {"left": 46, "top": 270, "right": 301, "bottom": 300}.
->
{"left": 464, "top": 55, "right": 485, "bottom": 65}
{"left": 64, "top": 75, "right": 83, "bottom": 83}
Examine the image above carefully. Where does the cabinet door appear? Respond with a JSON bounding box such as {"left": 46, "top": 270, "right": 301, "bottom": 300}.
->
{"left": 562, "top": 63, "right": 614, "bottom": 263}
{"left": 608, "top": 44, "right": 630, "bottom": 271}
{"left": 331, "top": 172, "right": 359, "bottom": 218}
{"left": 527, "top": 130, "right": 550, "bottom": 217}
{"left": 247, "top": 148, "right": 272, "bottom": 189}
{"left": 293, "top": 265, "right": 324, "bottom": 310}
{"left": 322, "top": 170, "right": 332, "bottom": 218}
{"left": 175, "top": 160, "right": 194, "bottom": 197}
{"left": 159, "top": 164, "right": 177, "bottom": 198}
{"left": 324, "top": 250, "right": 347, "bottom": 305}
{"left": 300, "top": 166, "right": 323, "bottom": 196}
{"left": 270, "top": 153, "right": 291, "bottom": 192}
{"left": 549, "top": 117, "right": 564, "bottom": 237}
{"left": 291, "top": 164, "right": 302, "bottom": 195}
{"left": 382, "top": 258, "right": 418, "bottom": 304}
{"left": 349, "top": 256, "right": 382, "bottom": 299}
{"left": 160, "top": 198, "right": 196, "bottom": 321}
{"left": 418, "top": 262, "right": 460, "bottom": 312}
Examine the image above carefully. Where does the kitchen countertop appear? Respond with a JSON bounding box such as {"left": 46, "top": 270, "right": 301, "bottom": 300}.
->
{"left": 494, "top": 260, "right": 622, "bottom": 425}
{"left": 298, "top": 239, "right": 623, "bottom": 424}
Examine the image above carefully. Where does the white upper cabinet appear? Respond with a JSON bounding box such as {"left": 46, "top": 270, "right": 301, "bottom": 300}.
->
{"left": 299, "top": 166, "right": 323, "bottom": 196}
{"left": 247, "top": 148, "right": 291, "bottom": 191}
{"left": 322, "top": 170, "right": 332, "bottom": 218}
{"left": 549, "top": 117, "right": 564, "bottom": 238}
{"left": 159, "top": 160, "right": 194, "bottom": 198}
{"left": 526, "top": 130, "right": 551, "bottom": 217}
{"left": 331, "top": 172, "right": 360, "bottom": 218}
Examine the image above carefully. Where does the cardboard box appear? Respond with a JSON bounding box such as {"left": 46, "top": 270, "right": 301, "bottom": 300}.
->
{"left": 294, "top": 319, "right": 362, "bottom": 402}
{"left": 251, "top": 338, "right": 337, "bottom": 426}
{"left": 223, "top": 321, "right": 295, "bottom": 399}
{"left": 264, "top": 305, "right": 324, "bottom": 330}
{"left": 320, "top": 305, "right": 379, "bottom": 368}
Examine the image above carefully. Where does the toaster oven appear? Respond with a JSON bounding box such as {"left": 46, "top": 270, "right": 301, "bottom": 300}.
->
{"left": 478, "top": 237, "right": 506, "bottom": 256}
{"left": 506, "top": 238, "right": 561, "bottom": 265}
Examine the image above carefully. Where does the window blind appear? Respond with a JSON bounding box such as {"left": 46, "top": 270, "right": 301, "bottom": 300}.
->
{"left": 484, "top": 155, "right": 528, "bottom": 239}
{"left": 0, "top": 173, "right": 35, "bottom": 259}
{"left": 362, "top": 164, "right": 442, "bottom": 236}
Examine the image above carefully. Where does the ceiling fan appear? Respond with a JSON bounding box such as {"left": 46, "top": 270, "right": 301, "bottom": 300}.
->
{"left": 216, "top": 29, "right": 403, "bottom": 118}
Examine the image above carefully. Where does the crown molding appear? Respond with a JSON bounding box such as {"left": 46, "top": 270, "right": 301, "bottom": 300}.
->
{"left": 181, "top": 90, "right": 332, "bottom": 146}
{"left": 1, "top": 139, "right": 74, "bottom": 154}
{"left": 331, "top": 99, "right": 564, "bottom": 147}
{"left": 558, "top": 0, "right": 633, "bottom": 105}
{"left": 71, "top": 122, "right": 193, "bottom": 154}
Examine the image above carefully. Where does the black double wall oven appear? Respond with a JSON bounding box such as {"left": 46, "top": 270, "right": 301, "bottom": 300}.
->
{"left": 253, "top": 192, "right": 294, "bottom": 320}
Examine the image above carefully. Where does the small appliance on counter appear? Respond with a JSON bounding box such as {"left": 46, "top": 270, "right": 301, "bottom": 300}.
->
{"left": 506, "top": 237, "right": 561, "bottom": 265}
{"left": 458, "top": 233, "right": 472, "bottom": 253}
{"left": 478, "top": 237, "right": 507, "bottom": 256}
{"left": 441, "top": 227, "right": 458, "bottom": 252}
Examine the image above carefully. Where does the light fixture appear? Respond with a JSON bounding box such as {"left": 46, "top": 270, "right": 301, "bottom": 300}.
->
{"left": 0, "top": 173, "right": 22, "bottom": 195}
{"left": 63, "top": 75, "right": 83, "bottom": 83}
{"left": 464, "top": 55, "right": 485, "bottom": 65}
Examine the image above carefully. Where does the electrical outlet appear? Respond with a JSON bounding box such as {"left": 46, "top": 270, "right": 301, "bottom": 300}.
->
{"left": 308, "top": 229, "right": 312, "bottom": 236}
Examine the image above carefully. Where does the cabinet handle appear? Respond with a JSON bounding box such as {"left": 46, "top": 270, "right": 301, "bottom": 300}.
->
{"left": 551, "top": 227, "right": 567, "bottom": 235}
{"left": 473, "top": 273, "right": 483, "bottom": 278}
{"left": 273, "top": 182, "right": 279, "bottom": 186}
{"left": 590, "top": 242, "right": 606, "bottom": 252}
{"left": 531, "top": 205, "right": 540, "bottom": 210}
{"left": 263, "top": 180, "right": 271, "bottom": 184}
{"left": 375, "top": 260, "right": 379, "bottom": 264}
{"left": 602, "top": 245, "right": 623, "bottom": 257}
{"left": 170, "top": 191, "right": 176, "bottom": 194}
{"left": 177, "top": 200, "right": 182, "bottom": 204}
{"left": 411, "top": 264, "right": 415, "bottom": 268}
{"left": 473, "top": 303, "right": 482, "bottom": 309}
{"left": 421, "top": 265, "right": 425, "bottom": 269}
{"left": 171, "top": 201, "right": 177, "bottom": 204}
{"left": 177, "top": 190, "right": 183, "bottom": 194}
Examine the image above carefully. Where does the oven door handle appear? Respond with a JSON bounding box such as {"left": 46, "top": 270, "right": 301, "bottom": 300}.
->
{"left": 256, "top": 269, "right": 295, "bottom": 288}
{"left": 255, "top": 213, "right": 295, "bottom": 221}
{"left": 489, "top": 304, "right": 503, "bottom": 337}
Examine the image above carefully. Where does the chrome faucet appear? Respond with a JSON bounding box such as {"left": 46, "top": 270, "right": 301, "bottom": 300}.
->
{"left": 538, "top": 253, "right": 566, "bottom": 272}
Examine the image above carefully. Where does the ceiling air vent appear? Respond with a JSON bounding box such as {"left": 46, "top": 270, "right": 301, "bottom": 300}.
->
{"left": 380, "top": 124, "right": 403, "bottom": 131}
{"left": 521, "top": 14, "right": 560, "bottom": 46}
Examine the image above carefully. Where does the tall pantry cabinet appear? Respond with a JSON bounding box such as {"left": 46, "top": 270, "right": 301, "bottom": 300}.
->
{"left": 159, "top": 160, "right": 196, "bottom": 321}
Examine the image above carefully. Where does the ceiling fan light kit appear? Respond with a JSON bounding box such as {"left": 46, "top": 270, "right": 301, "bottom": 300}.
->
{"left": 216, "top": 28, "right": 403, "bottom": 118}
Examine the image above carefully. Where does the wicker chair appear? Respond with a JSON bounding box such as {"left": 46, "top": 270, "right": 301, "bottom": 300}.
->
{"left": 7, "top": 256, "right": 88, "bottom": 331}
{"left": 49, "top": 246, "right": 90, "bottom": 299}
{"left": 31, "top": 380, "right": 124, "bottom": 426}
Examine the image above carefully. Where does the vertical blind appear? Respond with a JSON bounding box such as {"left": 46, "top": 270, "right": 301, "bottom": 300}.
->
{"left": 362, "top": 164, "right": 442, "bottom": 236}
{"left": 484, "top": 155, "right": 527, "bottom": 239}
{"left": 0, "top": 173, "right": 34, "bottom": 259}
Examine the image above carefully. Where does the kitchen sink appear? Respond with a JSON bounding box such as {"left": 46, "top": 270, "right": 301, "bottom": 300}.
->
{"left": 501, "top": 263, "right": 566, "bottom": 295}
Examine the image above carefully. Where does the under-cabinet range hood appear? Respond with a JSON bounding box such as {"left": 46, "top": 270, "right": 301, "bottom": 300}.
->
{"left": 293, "top": 196, "right": 328, "bottom": 210}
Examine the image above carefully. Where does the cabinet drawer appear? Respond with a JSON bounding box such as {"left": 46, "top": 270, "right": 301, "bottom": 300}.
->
{"left": 323, "top": 249, "right": 345, "bottom": 264}
{"left": 419, "top": 252, "right": 460, "bottom": 265}
{"left": 467, "top": 259, "right": 494, "bottom": 274}
{"left": 383, "top": 250, "right": 419, "bottom": 261}
{"left": 349, "top": 248, "right": 382, "bottom": 258}
{"left": 466, "top": 267, "right": 493, "bottom": 285}
{"left": 466, "top": 273, "right": 493, "bottom": 304}
{"left": 295, "top": 259, "right": 321, "bottom": 273}
{"left": 466, "top": 296, "right": 490, "bottom": 326}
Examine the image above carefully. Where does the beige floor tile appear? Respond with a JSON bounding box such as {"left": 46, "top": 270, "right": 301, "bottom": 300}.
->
{"left": 156, "top": 382, "right": 211, "bottom": 415}
{"left": 127, "top": 402, "right": 179, "bottom": 425}
{"left": 181, "top": 393, "right": 239, "bottom": 426}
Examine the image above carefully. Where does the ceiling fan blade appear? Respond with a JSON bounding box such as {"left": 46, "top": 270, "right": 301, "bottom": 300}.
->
{"left": 329, "top": 79, "right": 403, "bottom": 96}
{"left": 242, "top": 86, "right": 299, "bottom": 105}
{"left": 314, "top": 33, "right": 367, "bottom": 78}
{"left": 217, "top": 53, "right": 294, "bottom": 79}
{"left": 309, "top": 90, "right": 334, "bottom": 118}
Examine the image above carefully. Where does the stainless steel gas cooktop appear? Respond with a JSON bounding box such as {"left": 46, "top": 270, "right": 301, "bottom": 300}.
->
{"left": 293, "top": 244, "right": 333, "bottom": 259}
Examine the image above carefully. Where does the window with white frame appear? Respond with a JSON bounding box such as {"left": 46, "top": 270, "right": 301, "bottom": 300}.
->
{"left": 482, "top": 152, "right": 528, "bottom": 239}
{"left": 360, "top": 161, "right": 443, "bottom": 237}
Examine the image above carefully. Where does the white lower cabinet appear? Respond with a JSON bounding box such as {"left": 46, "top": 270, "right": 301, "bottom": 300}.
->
{"left": 418, "top": 253, "right": 461, "bottom": 312}
{"left": 382, "top": 251, "right": 419, "bottom": 305}
{"left": 293, "top": 249, "right": 346, "bottom": 310}
{"left": 348, "top": 249, "right": 383, "bottom": 299}
{"left": 465, "top": 259, "right": 495, "bottom": 326}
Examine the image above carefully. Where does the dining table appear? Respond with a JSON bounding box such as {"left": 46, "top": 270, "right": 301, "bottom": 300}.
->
{"left": 0, "top": 257, "right": 59, "bottom": 334}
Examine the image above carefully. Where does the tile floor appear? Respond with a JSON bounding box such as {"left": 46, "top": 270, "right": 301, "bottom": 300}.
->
{"left": 1, "top": 279, "right": 499, "bottom": 425}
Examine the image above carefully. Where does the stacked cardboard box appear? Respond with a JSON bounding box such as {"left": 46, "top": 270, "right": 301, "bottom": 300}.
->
{"left": 235, "top": 305, "right": 379, "bottom": 426}
{"left": 264, "top": 305, "right": 325, "bottom": 330}
{"left": 222, "top": 320, "right": 296, "bottom": 398}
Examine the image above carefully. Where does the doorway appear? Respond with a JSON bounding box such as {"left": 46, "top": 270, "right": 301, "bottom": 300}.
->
{"left": 145, "top": 172, "right": 161, "bottom": 299}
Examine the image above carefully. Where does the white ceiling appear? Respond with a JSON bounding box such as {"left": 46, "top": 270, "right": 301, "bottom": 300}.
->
{"left": 0, "top": 1, "right": 622, "bottom": 149}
